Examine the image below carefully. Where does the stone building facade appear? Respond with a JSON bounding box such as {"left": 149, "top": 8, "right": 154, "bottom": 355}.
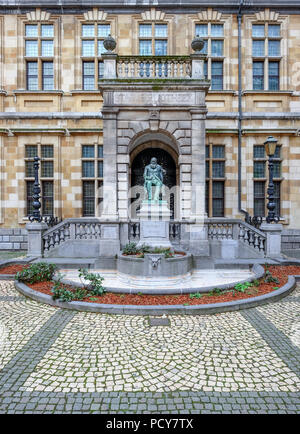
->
{"left": 0, "top": 0, "right": 299, "bottom": 251}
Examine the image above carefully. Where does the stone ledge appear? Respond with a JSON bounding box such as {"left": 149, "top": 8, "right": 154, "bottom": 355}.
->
{"left": 14, "top": 266, "right": 297, "bottom": 316}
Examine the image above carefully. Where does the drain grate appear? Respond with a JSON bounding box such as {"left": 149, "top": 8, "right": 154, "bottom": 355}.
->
{"left": 149, "top": 317, "right": 170, "bottom": 327}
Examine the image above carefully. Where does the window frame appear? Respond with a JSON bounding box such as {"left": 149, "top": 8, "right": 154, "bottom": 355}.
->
{"left": 138, "top": 22, "right": 168, "bottom": 56}
{"left": 253, "top": 144, "right": 282, "bottom": 217}
{"left": 24, "top": 144, "right": 54, "bottom": 217}
{"left": 81, "top": 22, "right": 111, "bottom": 90}
{"left": 205, "top": 143, "right": 226, "bottom": 217}
{"left": 251, "top": 22, "right": 281, "bottom": 91}
{"left": 81, "top": 144, "right": 104, "bottom": 216}
{"left": 24, "top": 22, "right": 55, "bottom": 90}
{"left": 195, "top": 22, "right": 224, "bottom": 90}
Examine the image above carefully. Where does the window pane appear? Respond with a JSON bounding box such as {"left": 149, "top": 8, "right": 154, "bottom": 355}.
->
{"left": 25, "top": 161, "right": 35, "bottom": 177}
{"left": 41, "top": 161, "right": 53, "bottom": 177}
{"left": 252, "top": 24, "right": 265, "bottom": 37}
{"left": 139, "top": 40, "right": 152, "bottom": 55}
{"left": 82, "top": 24, "right": 94, "bottom": 37}
{"left": 42, "top": 62, "right": 54, "bottom": 90}
{"left": 98, "top": 61, "right": 104, "bottom": 79}
{"left": 155, "top": 24, "right": 167, "bottom": 37}
{"left": 41, "top": 40, "right": 54, "bottom": 57}
{"left": 27, "top": 76, "right": 38, "bottom": 90}
{"left": 205, "top": 181, "right": 209, "bottom": 215}
{"left": 195, "top": 24, "right": 207, "bottom": 37}
{"left": 253, "top": 145, "right": 265, "bottom": 158}
{"left": 211, "top": 24, "right": 223, "bottom": 37}
{"left": 82, "top": 161, "right": 95, "bottom": 177}
{"left": 83, "top": 76, "right": 94, "bottom": 90}
{"left": 274, "top": 146, "right": 281, "bottom": 159}
{"left": 252, "top": 40, "right": 264, "bottom": 56}
{"left": 212, "top": 182, "right": 224, "bottom": 217}
{"left": 269, "top": 61, "right": 279, "bottom": 90}
{"left": 26, "top": 40, "right": 38, "bottom": 56}
{"left": 212, "top": 145, "right": 225, "bottom": 159}
{"left": 253, "top": 61, "right": 264, "bottom": 90}
{"left": 268, "top": 40, "right": 280, "bottom": 56}
{"left": 42, "top": 181, "right": 53, "bottom": 215}
{"left": 254, "top": 161, "right": 265, "bottom": 178}
{"left": 211, "top": 40, "right": 223, "bottom": 57}
{"left": 200, "top": 39, "right": 208, "bottom": 55}
{"left": 25, "top": 24, "right": 38, "bottom": 37}
{"left": 273, "top": 161, "right": 281, "bottom": 178}
{"left": 206, "top": 161, "right": 209, "bottom": 178}
{"left": 98, "top": 145, "right": 103, "bottom": 158}
{"left": 155, "top": 40, "right": 167, "bottom": 55}
{"left": 26, "top": 181, "right": 34, "bottom": 216}
{"left": 254, "top": 181, "right": 265, "bottom": 216}
{"left": 268, "top": 24, "right": 280, "bottom": 37}
{"left": 211, "top": 61, "right": 223, "bottom": 90}
{"left": 41, "top": 145, "right": 53, "bottom": 158}
{"left": 98, "top": 40, "right": 106, "bottom": 56}
{"left": 205, "top": 145, "right": 210, "bottom": 158}
{"left": 41, "top": 24, "right": 54, "bottom": 37}
{"left": 82, "top": 145, "right": 94, "bottom": 158}
{"left": 274, "top": 181, "right": 281, "bottom": 216}
{"left": 83, "top": 181, "right": 95, "bottom": 216}
{"left": 212, "top": 161, "right": 225, "bottom": 178}
{"left": 204, "top": 60, "right": 208, "bottom": 78}
{"left": 82, "top": 40, "right": 95, "bottom": 56}
{"left": 83, "top": 61, "right": 95, "bottom": 90}
{"left": 98, "top": 24, "right": 110, "bottom": 37}
{"left": 25, "top": 145, "right": 38, "bottom": 158}
{"left": 98, "top": 161, "right": 103, "bottom": 178}
{"left": 139, "top": 24, "right": 152, "bottom": 37}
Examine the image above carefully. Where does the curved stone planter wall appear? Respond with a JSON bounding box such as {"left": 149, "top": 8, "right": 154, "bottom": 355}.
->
{"left": 14, "top": 270, "right": 297, "bottom": 316}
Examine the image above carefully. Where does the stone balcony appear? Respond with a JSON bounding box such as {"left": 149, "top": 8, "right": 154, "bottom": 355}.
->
{"left": 99, "top": 52, "right": 210, "bottom": 85}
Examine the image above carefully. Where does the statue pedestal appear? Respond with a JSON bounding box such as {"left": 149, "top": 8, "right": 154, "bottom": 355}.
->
{"left": 137, "top": 200, "right": 172, "bottom": 249}
{"left": 138, "top": 200, "right": 171, "bottom": 221}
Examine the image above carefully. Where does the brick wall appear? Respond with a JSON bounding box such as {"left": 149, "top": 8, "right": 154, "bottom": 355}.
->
{"left": 281, "top": 230, "right": 300, "bottom": 251}
{"left": 0, "top": 228, "right": 28, "bottom": 250}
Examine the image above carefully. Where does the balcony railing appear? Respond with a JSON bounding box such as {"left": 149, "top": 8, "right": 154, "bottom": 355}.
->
{"left": 101, "top": 52, "right": 207, "bottom": 81}
{"left": 116, "top": 56, "right": 192, "bottom": 79}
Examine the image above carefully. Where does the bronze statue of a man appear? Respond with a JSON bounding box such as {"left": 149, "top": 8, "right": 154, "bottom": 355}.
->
{"left": 143, "top": 157, "right": 166, "bottom": 201}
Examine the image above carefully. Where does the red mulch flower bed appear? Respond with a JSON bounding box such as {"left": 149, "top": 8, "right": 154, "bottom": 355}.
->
{"left": 0, "top": 264, "right": 29, "bottom": 274}
{"left": 23, "top": 265, "right": 300, "bottom": 306}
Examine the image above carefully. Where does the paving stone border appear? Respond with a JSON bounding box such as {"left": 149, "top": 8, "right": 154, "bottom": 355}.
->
{"left": 14, "top": 269, "right": 298, "bottom": 316}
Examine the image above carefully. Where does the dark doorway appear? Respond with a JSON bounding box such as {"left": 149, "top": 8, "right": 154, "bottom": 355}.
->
{"left": 130, "top": 146, "right": 177, "bottom": 219}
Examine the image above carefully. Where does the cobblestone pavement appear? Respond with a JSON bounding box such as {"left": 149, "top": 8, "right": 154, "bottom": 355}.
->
{"left": 0, "top": 280, "right": 299, "bottom": 414}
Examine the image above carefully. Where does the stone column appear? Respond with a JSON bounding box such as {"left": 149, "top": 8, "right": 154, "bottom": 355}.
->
{"left": 26, "top": 222, "right": 48, "bottom": 258}
{"left": 260, "top": 223, "right": 283, "bottom": 258}
{"left": 188, "top": 108, "right": 209, "bottom": 256}
{"left": 101, "top": 108, "right": 119, "bottom": 221}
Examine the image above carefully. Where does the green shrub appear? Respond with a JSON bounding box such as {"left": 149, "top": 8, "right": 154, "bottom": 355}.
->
{"left": 122, "top": 242, "right": 139, "bottom": 255}
{"left": 190, "top": 292, "right": 203, "bottom": 299}
{"left": 15, "top": 262, "right": 57, "bottom": 283}
{"left": 51, "top": 280, "right": 75, "bottom": 302}
{"left": 264, "top": 270, "right": 279, "bottom": 284}
{"left": 78, "top": 268, "right": 105, "bottom": 296}
{"left": 234, "top": 282, "right": 253, "bottom": 293}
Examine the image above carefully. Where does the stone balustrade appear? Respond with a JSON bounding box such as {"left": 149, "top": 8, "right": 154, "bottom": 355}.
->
{"left": 116, "top": 56, "right": 192, "bottom": 79}
{"left": 24, "top": 217, "right": 281, "bottom": 259}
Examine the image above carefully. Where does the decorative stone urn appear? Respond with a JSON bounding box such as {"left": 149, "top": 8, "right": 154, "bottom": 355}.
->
{"left": 103, "top": 34, "right": 116, "bottom": 52}
{"left": 191, "top": 35, "right": 205, "bottom": 53}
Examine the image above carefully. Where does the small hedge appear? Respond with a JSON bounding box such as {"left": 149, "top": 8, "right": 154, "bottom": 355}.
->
{"left": 15, "top": 262, "right": 57, "bottom": 284}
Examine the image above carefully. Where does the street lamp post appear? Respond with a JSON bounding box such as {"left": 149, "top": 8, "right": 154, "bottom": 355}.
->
{"left": 264, "top": 136, "right": 279, "bottom": 224}
{"left": 29, "top": 156, "right": 43, "bottom": 223}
